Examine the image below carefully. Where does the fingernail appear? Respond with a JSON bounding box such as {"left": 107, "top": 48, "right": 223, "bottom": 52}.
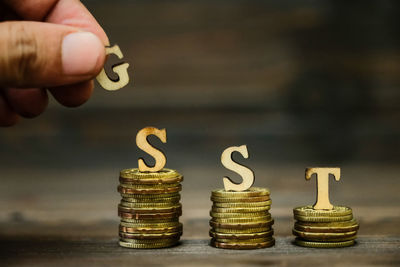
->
{"left": 62, "top": 32, "right": 104, "bottom": 76}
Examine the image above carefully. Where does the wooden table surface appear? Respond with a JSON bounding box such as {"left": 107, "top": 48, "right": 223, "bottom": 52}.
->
{"left": 0, "top": 162, "right": 399, "bottom": 266}
{"left": 0, "top": 110, "right": 399, "bottom": 266}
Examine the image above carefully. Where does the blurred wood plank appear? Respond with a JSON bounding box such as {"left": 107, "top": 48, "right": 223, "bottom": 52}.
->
{"left": 79, "top": 0, "right": 400, "bottom": 108}
{"left": 0, "top": 236, "right": 399, "bottom": 266}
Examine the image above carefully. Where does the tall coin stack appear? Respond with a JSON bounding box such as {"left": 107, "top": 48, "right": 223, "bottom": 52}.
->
{"left": 209, "top": 187, "right": 275, "bottom": 249}
{"left": 292, "top": 205, "right": 359, "bottom": 248}
{"left": 117, "top": 168, "right": 183, "bottom": 248}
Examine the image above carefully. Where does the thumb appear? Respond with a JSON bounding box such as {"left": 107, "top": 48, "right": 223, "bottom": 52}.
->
{"left": 0, "top": 21, "right": 105, "bottom": 88}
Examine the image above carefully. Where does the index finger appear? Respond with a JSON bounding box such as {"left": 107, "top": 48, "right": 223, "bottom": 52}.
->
{"left": 4, "top": 0, "right": 109, "bottom": 45}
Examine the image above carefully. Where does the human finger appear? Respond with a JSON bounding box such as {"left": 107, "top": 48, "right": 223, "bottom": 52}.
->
{"left": 49, "top": 80, "right": 94, "bottom": 107}
{"left": 0, "top": 21, "right": 105, "bottom": 88}
{"left": 0, "top": 92, "right": 19, "bottom": 126}
{"left": 3, "top": 88, "right": 48, "bottom": 118}
{"left": 5, "top": 0, "right": 109, "bottom": 45}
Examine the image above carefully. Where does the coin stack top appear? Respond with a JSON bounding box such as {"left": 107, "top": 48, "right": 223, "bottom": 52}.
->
{"left": 209, "top": 187, "right": 275, "bottom": 249}
{"left": 118, "top": 168, "right": 183, "bottom": 248}
{"left": 292, "top": 205, "right": 359, "bottom": 248}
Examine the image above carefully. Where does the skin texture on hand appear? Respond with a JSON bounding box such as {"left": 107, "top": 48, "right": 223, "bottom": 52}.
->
{"left": 0, "top": 0, "right": 109, "bottom": 126}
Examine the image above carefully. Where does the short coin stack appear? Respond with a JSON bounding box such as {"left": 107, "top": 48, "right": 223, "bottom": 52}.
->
{"left": 293, "top": 205, "right": 359, "bottom": 248}
{"left": 117, "top": 168, "right": 183, "bottom": 248}
{"left": 209, "top": 187, "right": 275, "bottom": 249}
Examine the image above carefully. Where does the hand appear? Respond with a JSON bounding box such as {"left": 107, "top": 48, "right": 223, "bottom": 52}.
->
{"left": 0, "top": 0, "right": 108, "bottom": 126}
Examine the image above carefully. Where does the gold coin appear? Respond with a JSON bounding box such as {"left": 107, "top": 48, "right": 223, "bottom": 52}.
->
{"left": 294, "top": 214, "right": 353, "bottom": 223}
{"left": 212, "top": 226, "right": 272, "bottom": 234}
{"left": 119, "top": 183, "right": 181, "bottom": 189}
{"left": 294, "top": 238, "right": 355, "bottom": 248}
{"left": 295, "top": 219, "right": 358, "bottom": 228}
{"left": 122, "top": 195, "right": 180, "bottom": 203}
{"left": 210, "top": 239, "right": 275, "bottom": 249}
{"left": 210, "top": 219, "right": 274, "bottom": 229}
{"left": 119, "top": 176, "right": 183, "bottom": 185}
{"left": 294, "top": 221, "right": 359, "bottom": 233}
{"left": 119, "top": 175, "right": 183, "bottom": 185}
{"left": 119, "top": 240, "right": 179, "bottom": 249}
{"left": 292, "top": 229, "right": 357, "bottom": 242}
{"left": 120, "top": 223, "right": 182, "bottom": 234}
{"left": 118, "top": 184, "right": 181, "bottom": 195}
{"left": 120, "top": 221, "right": 180, "bottom": 229}
{"left": 120, "top": 168, "right": 181, "bottom": 179}
{"left": 120, "top": 201, "right": 180, "bottom": 208}
{"left": 211, "top": 187, "right": 270, "bottom": 198}
{"left": 122, "top": 192, "right": 179, "bottom": 198}
{"left": 212, "top": 206, "right": 270, "bottom": 213}
{"left": 293, "top": 205, "right": 353, "bottom": 217}
{"left": 210, "top": 211, "right": 268, "bottom": 218}
{"left": 120, "top": 237, "right": 180, "bottom": 244}
{"left": 118, "top": 204, "right": 181, "bottom": 214}
{"left": 118, "top": 210, "right": 181, "bottom": 220}
{"left": 211, "top": 215, "right": 271, "bottom": 223}
{"left": 211, "top": 195, "right": 270, "bottom": 203}
{"left": 213, "top": 200, "right": 272, "bottom": 208}
{"left": 213, "top": 237, "right": 274, "bottom": 244}
{"left": 210, "top": 229, "right": 273, "bottom": 240}
{"left": 119, "top": 231, "right": 182, "bottom": 240}
{"left": 121, "top": 218, "right": 179, "bottom": 224}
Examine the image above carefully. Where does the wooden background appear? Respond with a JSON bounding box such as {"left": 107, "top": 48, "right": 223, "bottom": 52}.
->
{"left": 0, "top": 0, "right": 399, "bottom": 266}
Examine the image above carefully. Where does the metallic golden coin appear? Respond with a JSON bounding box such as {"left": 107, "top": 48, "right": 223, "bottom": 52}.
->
{"left": 210, "top": 211, "right": 268, "bottom": 218}
{"left": 119, "top": 175, "right": 183, "bottom": 185}
{"left": 294, "top": 214, "right": 353, "bottom": 223}
{"left": 292, "top": 229, "right": 357, "bottom": 242}
{"left": 121, "top": 218, "right": 179, "bottom": 224}
{"left": 210, "top": 229, "right": 273, "bottom": 240}
{"left": 120, "top": 223, "right": 182, "bottom": 234}
{"left": 119, "top": 176, "right": 183, "bottom": 185}
{"left": 212, "top": 206, "right": 270, "bottom": 213}
{"left": 210, "top": 218, "right": 274, "bottom": 229}
{"left": 118, "top": 210, "right": 181, "bottom": 220}
{"left": 294, "top": 221, "right": 359, "bottom": 233}
{"left": 211, "top": 215, "right": 271, "bottom": 223}
{"left": 122, "top": 192, "right": 179, "bottom": 199}
{"left": 120, "top": 221, "right": 180, "bottom": 229}
{"left": 213, "top": 200, "right": 272, "bottom": 208}
{"left": 118, "top": 204, "right": 181, "bottom": 214}
{"left": 118, "top": 184, "right": 182, "bottom": 195}
{"left": 210, "top": 239, "right": 275, "bottom": 249}
{"left": 120, "top": 168, "right": 181, "bottom": 179}
{"left": 120, "top": 200, "right": 180, "bottom": 208}
{"left": 212, "top": 226, "right": 272, "bottom": 234}
{"left": 211, "top": 195, "right": 270, "bottom": 203}
{"left": 120, "top": 226, "right": 181, "bottom": 235}
{"left": 294, "top": 238, "right": 355, "bottom": 248}
{"left": 293, "top": 205, "right": 353, "bottom": 217}
{"left": 119, "top": 183, "right": 181, "bottom": 189}
{"left": 120, "top": 220, "right": 179, "bottom": 227}
{"left": 295, "top": 219, "right": 358, "bottom": 228}
{"left": 122, "top": 195, "right": 180, "bottom": 203}
{"left": 119, "top": 239, "right": 179, "bottom": 249}
{"left": 214, "top": 237, "right": 274, "bottom": 244}
{"left": 211, "top": 187, "right": 270, "bottom": 198}
{"left": 120, "top": 237, "right": 180, "bottom": 244}
{"left": 119, "top": 231, "right": 182, "bottom": 240}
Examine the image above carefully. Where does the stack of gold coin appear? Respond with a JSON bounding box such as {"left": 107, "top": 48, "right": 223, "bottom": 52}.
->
{"left": 117, "top": 168, "right": 183, "bottom": 248}
{"left": 292, "top": 205, "right": 359, "bottom": 248}
{"left": 209, "top": 187, "right": 274, "bottom": 249}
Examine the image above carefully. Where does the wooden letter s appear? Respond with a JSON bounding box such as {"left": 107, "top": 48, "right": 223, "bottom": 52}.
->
{"left": 136, "top": 127, "right": 167, "bottom": 172}
{"left": 221, "top": 145, "right": 255, "bottom": 191}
